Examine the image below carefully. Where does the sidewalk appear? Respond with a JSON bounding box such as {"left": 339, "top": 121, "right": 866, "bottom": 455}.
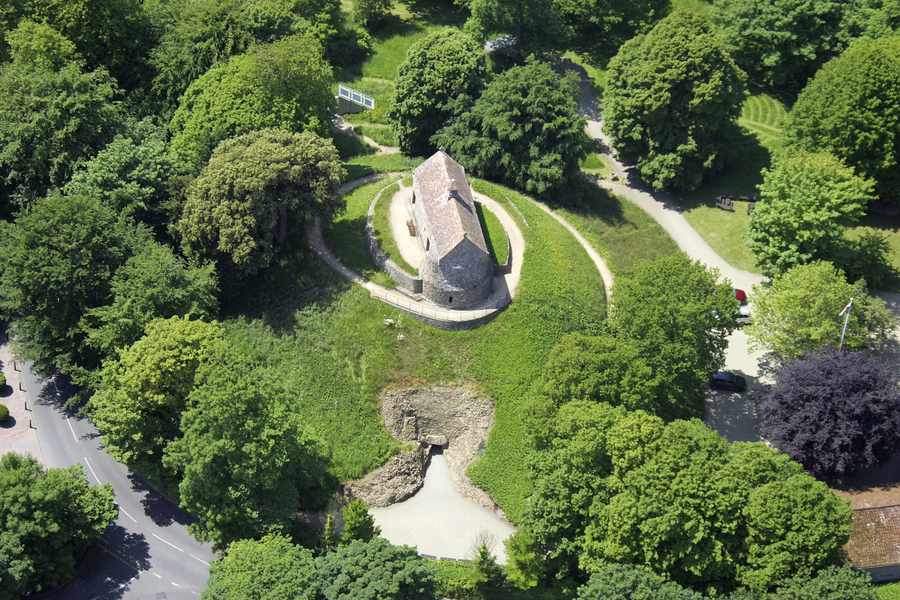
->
{"left": 0, "top": 343, "right": 45, "bottom": 464}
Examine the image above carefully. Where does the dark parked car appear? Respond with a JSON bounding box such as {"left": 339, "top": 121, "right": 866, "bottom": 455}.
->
{"left": 710, "top": 371, "right": 747, "bottom": 392}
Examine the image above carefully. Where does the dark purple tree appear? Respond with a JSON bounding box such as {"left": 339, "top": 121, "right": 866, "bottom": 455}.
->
{"left": 760, "top": 350, "right": 900, "bottom": 481}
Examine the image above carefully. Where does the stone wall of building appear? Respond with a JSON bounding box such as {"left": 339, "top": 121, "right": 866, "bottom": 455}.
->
{"left": 419, "top": 245, "right": 493, "bottom": 309}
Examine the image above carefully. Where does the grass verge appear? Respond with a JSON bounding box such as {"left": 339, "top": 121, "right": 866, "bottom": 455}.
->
{"left": 879, "top": 582, "right": 900, "bottom": 600}
{"left": 477, "top": 201, "right": 510, "bottom": 266}
{"left": 371, "top": 181, "right": 418, "bottom": 273}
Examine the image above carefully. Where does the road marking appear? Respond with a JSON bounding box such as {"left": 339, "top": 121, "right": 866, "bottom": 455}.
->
{"left": 152, "top": 533, "right": 184, "bottom": 553}
{"left": 119, "top": 506, "right": 137, "bottom": 523}
{"left": 189, "top": 553, "right": 210, "bottom": 566}
{"left": 171, "top": 581, "right": 182, "bottom": 588}
{"left": 66, "top": 417, "right": 78, "bottom": 442}
{"left": 152, "top": 572, "right": 162, "bottom": 580}
{"left": 83, "top": 457, "right": 102, "bottom": 484}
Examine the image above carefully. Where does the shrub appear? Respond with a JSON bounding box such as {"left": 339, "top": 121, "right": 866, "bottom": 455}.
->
{"left": 0, "top": 403, "right": 8, "bottom": 421}
{"left": 760, "top": 350, "right": 900, "bottom": 481}
{"left": 0, "top": 372, "right": 6, "bottom": 388}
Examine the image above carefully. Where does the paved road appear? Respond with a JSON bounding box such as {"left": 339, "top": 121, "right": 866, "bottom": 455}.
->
{"left": 23, "top": 364, "right": 213, "bottom": 599}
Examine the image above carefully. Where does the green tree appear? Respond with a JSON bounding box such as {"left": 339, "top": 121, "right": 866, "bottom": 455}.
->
{"left": 353, "top": 0, "right": 393, "bottom": 27}
{"left": 168, "top": 34, "right": 335, "bottom": 173}
{"left": 576, "top": 564, "right": 702, "bottom": 599}
{"left": 541, "top": 333, "right": 655, "bottom": 410}
{"left": 712, "top": 0, "right": 849, "bottom": 98}
{"left": 786, "top": 36, "right": 900, "bottom": 205}
{"left": 316, "top": 538, "right": 437, "bottom": 600}
{"left": 0, "top": 193, "right": 135, "bottom": 376}
{"left": 555, "top": 0, "right": 670, "bottom": 59}
{"left": 0, "top": 453, "right": 117, "bottom": 599}
{"left": 770, "top": 566, "right": 877, "bottom": 600}
{"left": 203, "top": 534, "right": 319, "bottom": 600}
{"left": 603, "top": 11, "right": 746, "bottom": 191}
{"left": 0, "top": 0, "right": 152, "bottom": 89}
{"left": 467, "top": 0, "right": 566, "bottom": 54}
{"left": 608, "top": 255, "right": 738, "bottom": 419}
{"left": 63, "top": 119, "right": 180, "bottom": 235}
{"left": 389, "top": 29, "right": 488, "bottom": 157}
{"left": 433, "top": 59, "right": 589, "bottom": 196}
{"left": 0, "top": 21, "right": 125, "bottom": 208}
{"left": 340, "top": 499, "right": 380, "bottom": 544}
{"left": 503, "top": 530, "right": 543, "bottom": 589}
{"left": 150, "top": 0, "right": 304, "bottom": 108}
{"left": 178, "top": 129, "right": 345, "bottom": 278}
{"left": 746, "top": 261, "right": 895, "bottom": 359}
{"left": 748, "top": 151, "right": 875, "bottom": 277}
{"left": 163, "top": 342, "right": 331, "bottom": 550}
{"left": 741, "top": 477, "right": 851, "bottom": 588}
{"left": 82, "top": 242, "right": 218, "bottom": 357}
{"left": 89, "top": 317, "right": 225, "bottom": 467}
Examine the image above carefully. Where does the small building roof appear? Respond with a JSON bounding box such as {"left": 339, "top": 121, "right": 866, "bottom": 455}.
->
{"left": 412, "top": 151, "right": 489, "bottom": 260}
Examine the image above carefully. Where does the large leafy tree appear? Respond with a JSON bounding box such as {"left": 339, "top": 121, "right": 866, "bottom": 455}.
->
{"left": 82, "top": 242, "right": 218, "bottom": 357}
{"left": 746, "top": 261, "right": 895, "bottom": 360}
{"left": 768, "top": 566, "right": 878, "bottom": 600}
{"left": 89, "top": 317, "right": 225, "bottom": 468}
{"left": 389, "top": 29, "right": 488, "bottom": 157}
{"left": 786, "top": 36, "right": 900, "bottom": 205}
{"left": 0, "top": 0, "right": 152, "bottom": 89}
{"left": 203, "top": 534, "right": 319, "bottom": 600}
{"left": 316, "top": 538, "right": 437, "bottom": 600}
{"left": 607, "top": 255, "right": 737, "bottom": 419}
{"left": 0, "top": 21, "right": 125, "bottom": 209}
{"left": 576, "top": 564, "right": 702, "bottom": 599}
{"left": 712, "top": 0, "right": 848, "bottom": 98}
{"left": 555, "top": 0, "right": 670, "bottom": 59}
{"left": 603, "top": 11, "right": 746, "bottom": 192}
{"left": 163, "top": 342, "right": 331, "bottom": 550}
{"left": 168, "top": 34, "right": 335, "bottom": 173}
{"left": 63, "top": 119, "right": 180, "bottom": 236}
{"left": 179, "top": 129, "right": 345, "bottom": 278}
{"left": 540, "top": 333, "right": 655, "bottom": 411}
{"left": 466, "top": 0, "right": 566, "bottom": 55}
{"left": 0, "top": 453, "right": 117, "bottom": 599}
{"left": 760, "top": 350, "right": 900, "bottom": 482}
{"left": 433, "top": 59, "right": 589, "bottom": 196}
{"left": 0, "top": 193, "right": 136, "bottom": 376}
{"left": 747, "top": 151, "right": 875, "bottom": 277}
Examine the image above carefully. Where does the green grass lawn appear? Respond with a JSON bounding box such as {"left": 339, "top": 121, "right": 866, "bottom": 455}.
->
{"left": 477, "top": 201, "right": 510, "bottom": 265}
{"left": 227, "top": 159, "right": 607, "bottom": 520}
{"left": 580, "top": 152, "right": 613, "bottom": 179}
{"left": 879, "top": 582, "right": 900, "bottom": 599}
{"left": 558, "top": 182, "right": 681, "bottom": 277}
{"left": 370, "top": 180, "right": 418, "bottom": 273}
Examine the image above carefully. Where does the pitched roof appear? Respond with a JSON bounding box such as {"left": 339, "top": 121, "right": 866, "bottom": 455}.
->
{"left": 412, "top": 151, "right": 489, "bottom": 260}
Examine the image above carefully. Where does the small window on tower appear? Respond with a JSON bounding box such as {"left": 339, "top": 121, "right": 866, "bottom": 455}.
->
{"left": 426, "top": 239, "right": 430, "bottom": 251}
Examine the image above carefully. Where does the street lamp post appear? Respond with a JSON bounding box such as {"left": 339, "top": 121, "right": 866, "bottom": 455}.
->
{"left": 838, "top": 297, "right": 853, "bottom": 351}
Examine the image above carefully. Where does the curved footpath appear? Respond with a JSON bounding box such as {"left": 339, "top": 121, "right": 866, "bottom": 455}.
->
{"left": 24, "top": 363, "right": 212, "bottom": 599}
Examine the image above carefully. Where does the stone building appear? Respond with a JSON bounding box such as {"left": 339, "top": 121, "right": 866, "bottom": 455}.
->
{"left": 409, "top": 151, "right": 493, "bottom": 308}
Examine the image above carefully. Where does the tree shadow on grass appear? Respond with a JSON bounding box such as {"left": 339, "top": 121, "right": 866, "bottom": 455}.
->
{"left": 403, "top": 0, "right": 467, "bottom": 26}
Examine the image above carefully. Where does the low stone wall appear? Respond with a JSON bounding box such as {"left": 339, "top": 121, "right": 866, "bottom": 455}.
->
{"left": 365, "top": 185, "right": 423, "bottom": 295}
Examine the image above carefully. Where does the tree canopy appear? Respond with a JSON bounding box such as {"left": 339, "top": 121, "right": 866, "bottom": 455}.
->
{"left": 576, "top": 564, "right": 702, "bottom": 599}
{"left": 203, "top": 534, "right": 319, "bottom": 600}
{"left": 315, "top": 538, "right": 437, "bottom": 600}
{"left": 389, "top": 29, "right": 488, "bottom": 157}
{"left": 607, "top": 255, "right": 737, "bottom": 419}
{"left": 466, "top": 0, "right": 566, "bottom": 55}
{"left": 168, "top": 34, "right": 334, "bottom": 173}
{"left": 433, "top": 59, "right": 589, "bottom": 196}
{"left": 178, "top": 128, "right": 345, "bottom": 278}
{"left": 760, "top": 350, "right": 900, "bottom": 482}
{"left": 556, "top": 0, "right": 670, "bottom": 59}
{"left": 746, "top": 261, "right": 896, "bottom": 359}
{"left": 603, "top": 10, "right": 746, "bottom": 192}
{"left": 712, "top": 0, "right": 849, "bottom": 98}
{"left": 747, "top": 151, "right": 875, "bottom": 277}
{"left": 0, "top": 453, "right": 117, "bottom": 599}
{"left": 89, "top": 317, "right": 225, "bottom": 468}
{"left": 0, "top": 20, "right": 124, "bottom": 209}
{"left": 163, "top": 342, "right": 331, "bottom": 550}
{"left": 0, "top": 193, "right": 136, "bottom": 376}
{"left": 786, "top": 35, "right": 900, "bottom": 205}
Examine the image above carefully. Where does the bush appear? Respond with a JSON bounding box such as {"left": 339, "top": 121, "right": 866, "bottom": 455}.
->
{"left": 760, "top": 350, "right": 900, "bottom": 481}
{"left": 0, "top": 403, "right": 8, "bottom": 421}
{"left": 0, "top": 372, "right": 6, "bottom": 388}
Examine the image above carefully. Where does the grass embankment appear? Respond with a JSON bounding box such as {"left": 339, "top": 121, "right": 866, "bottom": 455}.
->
{"left": 879, "top": 582, "right": 900, "bottom": 599}
{"left": 370, "top": 181, "right": 418, "bottom": 273}
{"left": 476, "top": 201, "right": 510, "bottom": 265}
{"left": 227, "top": 169, "right": 606, "bottom": 519}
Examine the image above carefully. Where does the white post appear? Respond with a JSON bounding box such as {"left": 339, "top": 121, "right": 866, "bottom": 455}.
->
{"left": 839, "top": 297, "right": 854, "bottom": 352}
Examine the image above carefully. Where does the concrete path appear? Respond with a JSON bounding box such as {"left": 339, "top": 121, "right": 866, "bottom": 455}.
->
{"left": 371, "top": 454, "right": 515, "bottom": 563}
{"left": 388, "top": 186, "right": 424, "bottom": 271}
{"left": 0, "top": 343, "right": 44, "bottom": 464}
